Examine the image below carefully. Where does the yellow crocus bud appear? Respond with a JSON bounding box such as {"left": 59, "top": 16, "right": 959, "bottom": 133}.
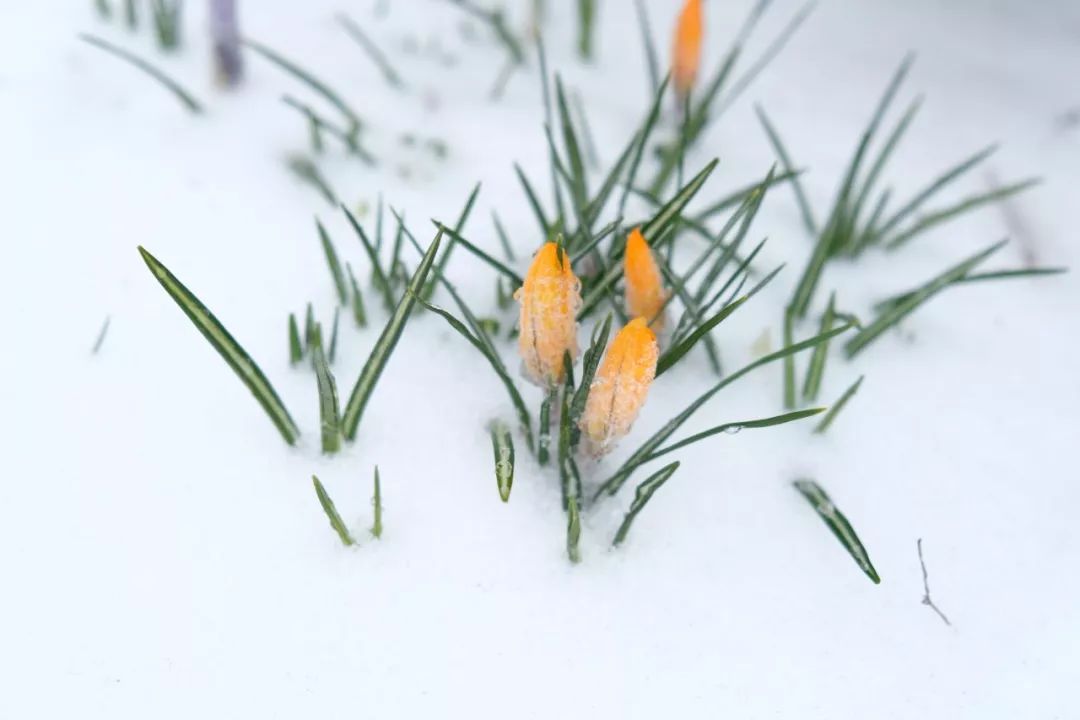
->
{"left": 579, "top": 317, "right": 659, "bottom": 455}
{"left": 515, "top": 242, "right": 581, "bottom": 387}
{"left": 624, "top": 227, "right": 668, "bottom": 330}
{"left": 672, "top": 0, "right": 703, "bottom": 101}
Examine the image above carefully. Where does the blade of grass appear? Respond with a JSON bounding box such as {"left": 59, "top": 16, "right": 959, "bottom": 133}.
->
{"left": 514, "top": 163, "right": 551, "bottom": 237}
{"left": 492, "top": 212, "right": 516, "bottom": 261}
{"left": 632, "top": 0, "right": 660, "bottom": 96}
{"left": 555, "top": 76, "right": 588, "bottom": 210}
{"left": 79, "top": 34, "right": 203, "bottom": 114}
{"left": 802, "top": 292, "right": 836, "bottom": 401}
{"left": 432, "top": 221, "right": 524, "bottom": 286}
{"left": 428, "top": 183, "right": 482, "bottom": 297}
{"left": 537, "top": 393, "right": 553, "bottom": 466}
{"left": 340, "top": 230, "right": 443, "bottom": 440}
{"left": 793, "top": 479, "right": 880, "bottom": 583}
{"left": 328, "top": 307, "right": 341, "bottom": 363}
{"left": 644, "top": 408, "right": 825, "bottom": 462}
{"left": 491, "top": 420, "right": 515, "bottom": 502}
{"left": 288, "top": 312, "right": 303, "bottom": 364}
{"left": 617, "top": 75, "right": 670, "bottom": 219}
{"left": 91, "top": 315, "right": 111, "bottom": 355}
{"left": 755, "top": 105, "right": 816, "bottom": 235}
{"left": 612, "top": 461, "right": 680, "bottom": 546}
{"left": 317, "top": 218, "right": 348, "bottom": 305}
{"left": 569, "top": 313, "right": 613, "bottom": 428}
{"left": 342, "top": 205, "right": 395, "bottom": 312}
{"left": 814, "top": 375, "right": 863, "bottom": 434}
{"left": 287, "top": 156, "right": 338, "bottom": 205}
{"left": 311, "top": 330, "right": 342, "bottom": 454}
{"left": 594, "top": 323, "right": 854, "bottom": 500}
{"left": 347, "top": 264, "right": 368, "bottom": 328}
{"left": 885, "top": 179, "right": 1041, "bottom": 250}
{"left": 844, "top": 240, "right": 1007, "bottom": 358}
{"left": 566, "top": 495, "right": 582, "bottom": 564}
{"left": 138, "top": 246, "right": 299, "bottom": 445}
{"left": 656, "top": 296, "right": 747, "bottom": 377}
{"left": 313, "top": 476, "right": 355, "bottom": 546}
{"left": 371, "top": 466, "right": 383, "bottom": 538}
{"left": 337, "top": 13, "right": 405, "bottom": 89}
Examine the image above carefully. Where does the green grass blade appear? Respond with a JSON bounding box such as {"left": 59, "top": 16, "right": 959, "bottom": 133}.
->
{"left": 537, "top": 394, "right": 553, "bottom": 466}
{"left": 313, "top": 475, "right": 355, "bottom": 546}
{"left": 342, "top": 204, "right": 394, "bottom": 312}
{"left": 91, "top": 315, "right": 111, "bottom": 355}
{"left": 644, "top": 409, "right": 825, "bottom": 462}
{"left": 337, "top": 13, "right": 405, "bottom": 89}
{"left": 594, "top": 322, "right": 854, "bottom": 500}
{"left": 569, "top": 313, "right": 613, "bottom": 427}
{"left": 316, "top": 218, "right": 348, "bottom": 305}
{"left": 885, "top": 179, "right": 1041, "bottom": 250}
{"left": 492, "top": 212, "right": 516, "bottom": 261}
{"left": 243, "top": 38, "right": 361, "bottom": 130}
{"left": 656, "top": 297, "right": 747, "bottom": 377}
{"left": 79, "top": 34, "right": 203, "bottom": 114}
{"left": 340, "top": 230, "right": 443, "bottom": 440}
{"left": 429, "top": 183, "right": 482, "bottom": 298}
{"left": 415, "top": 296, "right": 535, "bottom": 452}
{"left": 311, "top": 335, "right": 342, "bottom": 454}
{"left": 873, "top": 144, "right": 999, "bottom": 241}
{"left": 844, "top": 240, "right": 1007, "bottom": 358}
{"left": 632, "top": 0, "right": 661, "bottom": 96}
{"left": 612, "top": 461, "right": 680, "bottom": 546}
{"left": 491, "top": 421, "right": 515, "bottom": 502}
{"left": 957, "top": 267, "right": 1068, "bottom": 284}
{"left": 782, "top": 308, "right": 796, "bottom": 409}
{"left": 617, "top": 75, "right": 671, "bottom": 219}
{"left": 692, "top": 169, "right": 803, "bottom": 222}
{"left": 138, "top": 246, "right": 299, "bottom": 445}
{"left": 814, "top": 375, "right": 863, "bottom": 434}
{"left": 346, "top": 264, "right": 368, "bottom": 328}
{"left": 288, "top": 313, "right": 303, "bottom": 365}
{"left": 793, "top": 479, "right": 880, "bottom": 583}
{"left": 371, "top": 466, "right": 383, "bottom": 538}
{"left": 755, "top": 105, "right": 816, "bottom": 235}
{"left": 287, "top": 156, "right": 338, "bottom": 205}
{"left": 802, "top": 292, "right": 836, "bottom": 401}
{"left": 558, "top": 354, "right": 578, "bottom": 509}
{"left": 848, "top": 95, "right": 923, "bottom": 238}
{"left": 555, "top": 76, "right": 588, "bottom": 209}
{"left": 328, "top": 307, "right": 341, "bottom": 363}
{"left": 432, "top": 221, "right": 524, "bottom": 286}
{"left": 566, "top": 495, "right": 582, "bottom": 564}
{"left": 304, "top": 302, "right": 315, "bottom": 349}
{"left": 643, "top": 158, "right": 719, "bottom": 242}
{"left": 514, "top": 163, "right": 550, "bottom": 237}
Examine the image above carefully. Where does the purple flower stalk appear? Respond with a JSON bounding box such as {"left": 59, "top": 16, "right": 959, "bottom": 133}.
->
{"left": 210, "top": 0, "right": 242, "bottom": 86}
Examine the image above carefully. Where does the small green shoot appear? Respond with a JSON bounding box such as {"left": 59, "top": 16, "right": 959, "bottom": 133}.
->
{"left": 793, "top": 479, "right": 880, "bottom": 584}
{"left": 537, "top": 393, "right": 552, "bottom": 466}
{"left": 337, "top": 13, "right": 405, "bottom": 89}
{"left": 138, "top": 246, "right": 300, "bottom": 445}
{"left": 612, "top": 461, "right": 680, "bottom": 547}
{"left": 347, "top": 264, "right": 368, "bottom": 328}
{"left": 79, "top": 34, "right": 203, "bottom": 114}
{"left": 288, "top": 313, "right": 303, "bottom": 365}
{"left": 802, "top": 293, "right": 836, "bottom": 402}
{"left": 340, "top": 230, "right": 443, "bottom": 440}
{"left": 317, "top": 218, "right": 348, "bottom": 305}
{"left": 91, "top": 315, "right": 111, "bottom": 355}
{"left": 491, "top": 420, "right": 515, "bottom": 502}
{"left": 814, "top": 376, "right": 864, "bottom": 434}
{"left": 311, "top": 327, "right": 342, "bottom": 454}
{"left": 566, "top": 495, "right": 582, "bottom": 564}
{"left": 342, "top": 204, "right": 395, "bottom": 311}
{"left": 313, "top": 475, "right": 355, "bottom": 546}
{"left": 371, "top": 466, "right": 383, "bottom": 538}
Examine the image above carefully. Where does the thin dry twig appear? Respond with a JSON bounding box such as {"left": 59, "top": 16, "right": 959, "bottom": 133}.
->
{"left": 918, "top": 538, "right": 952, "bottom": 627}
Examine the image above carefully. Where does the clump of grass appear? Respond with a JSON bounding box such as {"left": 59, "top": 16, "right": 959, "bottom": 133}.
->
{"left": 138, "top": 246, "right": 300, "bottom": 445}
{"left": 793, "top": 479, "right": 880, "bottom": 584}
{"left": 79, "top": 34, "right": 203, "bottom": 114}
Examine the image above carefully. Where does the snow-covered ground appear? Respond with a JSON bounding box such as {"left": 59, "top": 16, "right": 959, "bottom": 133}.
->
{"left": 1, "top": 1, "right": 1077, "bottom": 717}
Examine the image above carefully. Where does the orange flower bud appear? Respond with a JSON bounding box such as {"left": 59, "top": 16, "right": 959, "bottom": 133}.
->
{"left": 624, "top": 227, "right": 668, "bottom": 330}
{"left": 672, "top": 0, "right": 703, "bottom": 100}
{"left": 579, "top": 317, "right": 659, "bottom": 454}
{"left": 515, "top": 242, "right": 581, "bottom": 387}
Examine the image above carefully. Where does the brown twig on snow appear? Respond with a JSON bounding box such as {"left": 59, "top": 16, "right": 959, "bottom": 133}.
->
{"left": 917, "top": 538, "right": 952, "bottom": 627}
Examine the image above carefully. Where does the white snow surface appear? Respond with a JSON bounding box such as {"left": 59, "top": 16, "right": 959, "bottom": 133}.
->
{"left": 1, "top": 1, "right": 1078, "bottom": 717}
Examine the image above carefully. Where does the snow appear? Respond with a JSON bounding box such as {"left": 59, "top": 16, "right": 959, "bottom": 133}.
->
{"left": 1, "top": 0, "right": 1077, "bottom": 717}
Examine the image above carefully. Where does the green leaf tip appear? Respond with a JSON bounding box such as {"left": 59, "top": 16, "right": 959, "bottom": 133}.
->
{"left": 313, "top": 475, "right": 356, "bottom": 547}
{"left": 793, "top": 479, "right": 880, "bottom": 584}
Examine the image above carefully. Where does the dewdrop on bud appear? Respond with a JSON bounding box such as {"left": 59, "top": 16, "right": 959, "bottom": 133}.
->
{"left": 672, "top": 0, "right": 703, "bottom": 102}
{"left": 624, "top": 227, "right": 669, "bottom": 331}
{"left": 515, "top": 242, "right": 581, "bottom": 387}
{"left": 579, "top": 318, "right": 659, "bottom": 455}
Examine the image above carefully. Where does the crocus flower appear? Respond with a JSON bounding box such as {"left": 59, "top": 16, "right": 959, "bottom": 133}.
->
{"left": 624, "top": 227, "right": 668, "bottom": 330}
{"left": 210, "top": 0, "right": 243, "bottom": 87}
{"left": 515, "top": 242, "right": 581, "bottom": 387}
{"left": 672, "top": 0, "right": 703, "bottom": 101}
{"left": 579, "top": 317, "right": 659, "bottom": 454}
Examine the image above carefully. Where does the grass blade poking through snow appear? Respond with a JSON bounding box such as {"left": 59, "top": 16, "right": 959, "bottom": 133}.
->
{"left": 491, "top": 420, "right": 515, "bottom": 502}
{"left": 566, "top": 496, "right": 582, "bottom": 564}
{"left": 288, "top": 313, "right": 303, "bottom": 365}
{"left": 317, "top": 219, "right": 348, "bottom": 305}
{"left": 137, "top": 246, "right": 300, "bottom": 445}
{"left": 347, "top": 264, "right": 368, "bottom": 328}
{"left": 311, "top": 330, "right": 342, "bottom": 454}
{"left": 340, "top": 230, "right": 443, "bottom": 441}
{"left": 642, "top": 408, "right": 826, "bottom": 462}
{"left": 371, "top": 466, "right": 383, "bottom": 539}
{"left": 814, "top": 376, "right": 864, "bottom": 434}
{"left": 793, "top": 479, "right": 880, "bottom": 584}
{"left": 313, "top": 475, "right": 355, "bottom": 546}
{"left": 613, "top": 461, "right": 680, "bottom": 547}
{"left": 91, "top": 315, "right": 111, "bottom": 355}
{"left": 337, "top": 13, "right": 405, "bottom": 89}
{"left": 802, "top": 292, "right": 836, "bottom": 402}
{"left": 79, "top": 34, "right": 203, "bottom": 114}
{"left": 342, "top": 205, "right": 394, "bottom": 312}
